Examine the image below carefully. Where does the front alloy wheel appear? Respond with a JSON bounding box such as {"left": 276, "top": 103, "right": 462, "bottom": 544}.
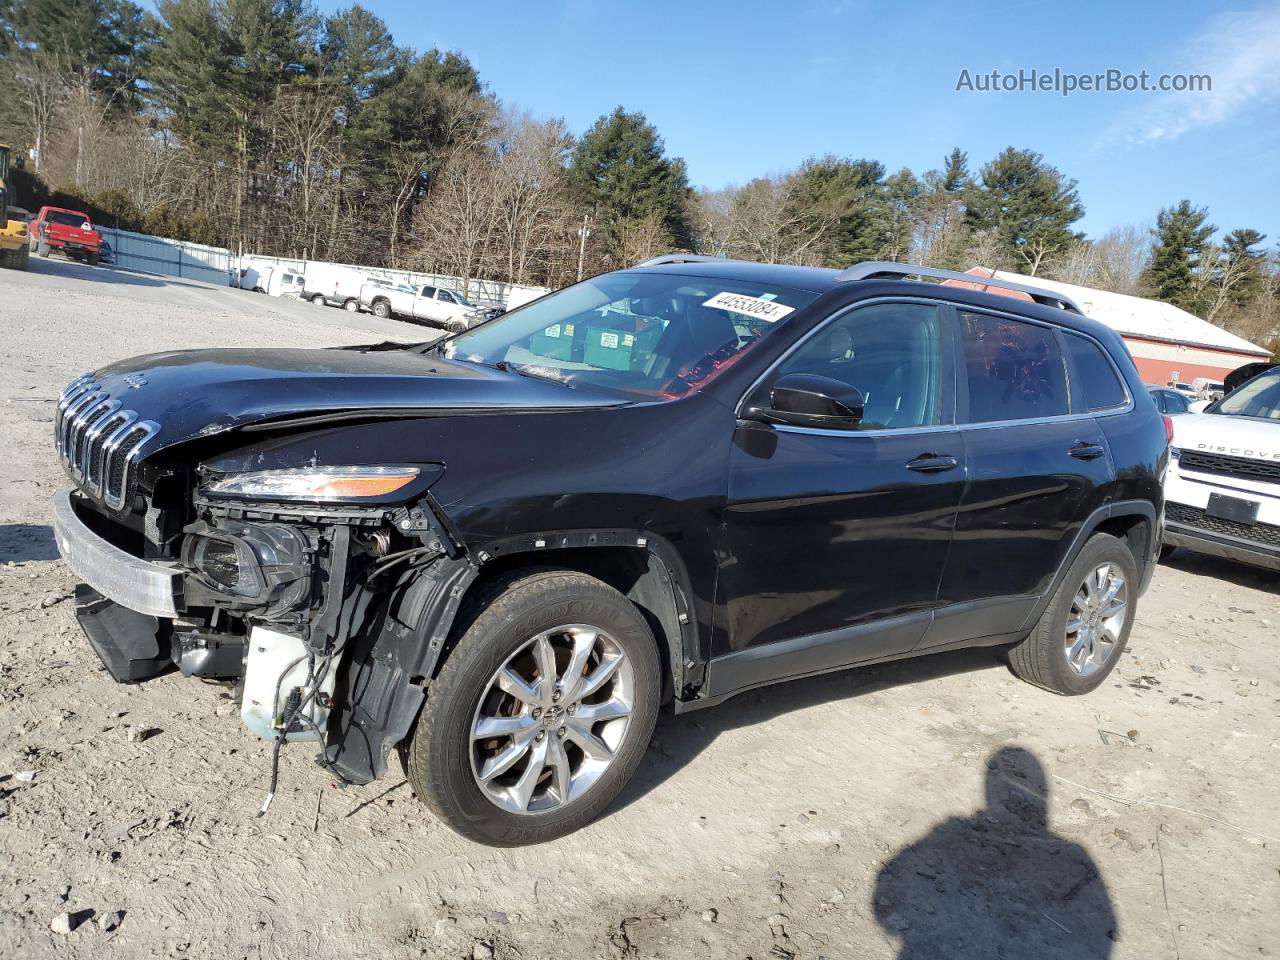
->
{"left": 406, "top": 569, "right": 660, "bottom": 845}
{"left": 470, "top": 625, "right": 635, "bottom": 814}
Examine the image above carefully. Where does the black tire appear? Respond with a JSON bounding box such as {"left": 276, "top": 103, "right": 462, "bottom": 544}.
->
{"left": 36, "top": 239, "right": 50, "bottom": 257}
{"left": 405, "top": 569, "right": 660, "bottom": 846}
{"left": 372, "top": 300, "right": 391, "bottom": 319}
{"left": 17, "top": 246, "right": 29, "bottom": 270}
{"left": 310, "top": 294, "right": 325, "bottom": 305}
{"left": 1007, "top": 533, "right": 1138, "bottom": 695}
{"left": 87, "top": 252, "right": 99, "bottom": 266}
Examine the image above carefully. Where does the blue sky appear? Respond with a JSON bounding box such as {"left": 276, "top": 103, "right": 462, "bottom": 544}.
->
{"left": 330, "top": 0, "right": 1280, "bottom": 243}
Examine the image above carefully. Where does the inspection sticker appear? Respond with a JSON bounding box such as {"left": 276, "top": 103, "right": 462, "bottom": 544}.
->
{"left": 600, "top": 332, "right": 620, "bottom": 348}
{"left": 702, "top": 291, "right": 795, "bottom": 322}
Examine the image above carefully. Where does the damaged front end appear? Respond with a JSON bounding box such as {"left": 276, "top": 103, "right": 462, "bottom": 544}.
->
{"left": 54, "top": 415, "right": 478, "bottom": 796}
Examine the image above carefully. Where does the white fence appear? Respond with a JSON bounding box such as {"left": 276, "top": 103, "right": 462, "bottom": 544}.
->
{"left": 93, "top": 226, "right": 550, "bottom": 308}
{"left": 98, "top": 227, "right": 234, "bottom": 286}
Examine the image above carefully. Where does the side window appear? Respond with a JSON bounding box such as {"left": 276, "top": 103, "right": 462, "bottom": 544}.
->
{"left": 757, "top": 302, "right": 945, "bottom": 430}
{"left": 439, "top": 290, "right": 457, "bottom": 304}
{"left": 958, "top": 311, "right": 1068, "bottom": 422}
{"left": 1166, "top": 391, "right": 1189, "bottom": 413}
{"left": 420, "top": 285, "right": 437, "bottom": 298}
{"left": 1064, "top": 332, "right": 1128, "bottom": 411}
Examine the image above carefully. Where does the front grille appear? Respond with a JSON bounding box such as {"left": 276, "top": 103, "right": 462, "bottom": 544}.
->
{"left": 55, "top": 375, "right": 158, "bottom": 510}
{"left": 1166, "top": 502, "right": 1280, "bottom": 549}
{"left": 1179, "top": 449, "right": 1280, "bottom": 485}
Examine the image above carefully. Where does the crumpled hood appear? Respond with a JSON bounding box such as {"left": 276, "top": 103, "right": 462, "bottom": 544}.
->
{"left": 1171, "top": 413, "right": 1280, "bottom": 462}
{"left": 89, "top": 346, "right": 617, "bottom": 454}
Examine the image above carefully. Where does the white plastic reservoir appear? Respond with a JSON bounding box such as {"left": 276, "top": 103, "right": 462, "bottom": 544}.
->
{"left": 240, "top": 626, "right": 337, "bottom": 742}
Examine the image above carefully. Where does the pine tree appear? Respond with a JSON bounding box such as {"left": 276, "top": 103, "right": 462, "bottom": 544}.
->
{"left": 569, "top": 107, "right": 692, "bottom": 261}
{"left": 1222, "top": 228, "right": 1268, "bottom": 307}
{"left": 940, "top": 147, "right": 968, "bottom": 192}
{"left": 1143, "top": 200, "right": 1215, "bottom": 310}
{"left": 785, "top": 155, "right": 888, "bottom": 266}
{"left": 964, "top": 147, "right": 1083, "bottom": 273}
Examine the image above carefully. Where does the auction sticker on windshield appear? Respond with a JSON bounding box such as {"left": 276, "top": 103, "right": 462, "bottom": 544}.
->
{"left": 702, "top": 292, "right": 795, "bottom": 322}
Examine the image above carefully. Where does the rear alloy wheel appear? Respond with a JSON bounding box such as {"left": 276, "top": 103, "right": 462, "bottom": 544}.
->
{"left": 372, "top": 300, "right": 391, "bottom": 319}
{"left": 311, "top": 294, "right": 326, "bottom": 305}
{"left": 344, "top": 299, "right": 358, "bottom": 312}
{"left": 406, "top": 570, "right": 659, "bottom": 845}
{"left": 1008, "top": 532, "right": 1137, "bottom": 695}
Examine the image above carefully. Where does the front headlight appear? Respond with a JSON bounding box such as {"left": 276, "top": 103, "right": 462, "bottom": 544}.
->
{"left": 201, "top": 465, "right": 421, "bottom": 502}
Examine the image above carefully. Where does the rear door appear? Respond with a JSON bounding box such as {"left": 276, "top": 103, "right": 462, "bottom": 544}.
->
{"left": 923, "top": 308, "right": 1114, "bottom": 650}
{"left": 713, "top": 299, "right": 965, "bottom": 693}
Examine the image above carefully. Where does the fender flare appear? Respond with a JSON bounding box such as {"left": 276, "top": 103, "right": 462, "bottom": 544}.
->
{"left": 1019, "top": 498, "right": 1157, "bottom": 632}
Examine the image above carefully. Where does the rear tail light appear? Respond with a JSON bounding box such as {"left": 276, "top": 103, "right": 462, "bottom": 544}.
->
{"left": 1162, "top": 415, "right": 1174, "bottom": 445}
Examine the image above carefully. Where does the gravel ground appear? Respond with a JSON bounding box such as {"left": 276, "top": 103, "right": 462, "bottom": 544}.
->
{"left": 1, "top": 258, "right": 1277, "bottom": 960}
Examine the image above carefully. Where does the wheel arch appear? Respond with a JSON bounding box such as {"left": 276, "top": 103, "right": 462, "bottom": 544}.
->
{"left": 1019, "top": 499, "right": 1157, "bottom": 633}
{"left": 326, "top": 528, "right": 698, "bottom": 785}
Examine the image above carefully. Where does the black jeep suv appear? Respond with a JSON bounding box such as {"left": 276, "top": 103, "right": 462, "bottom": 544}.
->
{"left": 52, "top": 258, "right": 1167, "bottom": 845}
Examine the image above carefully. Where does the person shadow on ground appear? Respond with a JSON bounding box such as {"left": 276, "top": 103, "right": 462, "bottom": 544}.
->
{"left": 874, "top": 746, "right": 1117, "bottom": 960}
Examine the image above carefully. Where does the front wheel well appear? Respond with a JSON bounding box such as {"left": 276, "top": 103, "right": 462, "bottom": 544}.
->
{"left": 444, "top": 547, "right": 684, "bottom": 704}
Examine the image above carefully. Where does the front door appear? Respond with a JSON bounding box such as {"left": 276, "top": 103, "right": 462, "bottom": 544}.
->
{"left": 712, "top": 300, "right": 965, "bottom": 697}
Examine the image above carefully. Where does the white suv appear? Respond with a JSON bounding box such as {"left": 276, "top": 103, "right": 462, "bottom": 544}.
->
{"left": 1164, "top": 365, "right": 1280, "bottom": 571}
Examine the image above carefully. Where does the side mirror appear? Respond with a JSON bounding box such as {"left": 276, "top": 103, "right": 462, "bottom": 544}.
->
{"left": 744, "top": 373, "right": 865, "bottom": 430}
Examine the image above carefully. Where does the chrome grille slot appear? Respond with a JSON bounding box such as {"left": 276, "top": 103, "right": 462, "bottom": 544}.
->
{"left": 54, "top": 375, "right": 158, "bottom": 509}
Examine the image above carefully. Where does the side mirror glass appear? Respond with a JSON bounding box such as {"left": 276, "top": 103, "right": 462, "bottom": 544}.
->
{"left": 744, "top": 373, "right": 865, "bottom": 430}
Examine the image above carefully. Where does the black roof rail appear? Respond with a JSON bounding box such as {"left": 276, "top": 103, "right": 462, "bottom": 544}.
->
{"left": 835, "top": 261, "right": 1085, "bottom": 315}
{"left": 635, "top": 254, "right": 741, "bottom": 268}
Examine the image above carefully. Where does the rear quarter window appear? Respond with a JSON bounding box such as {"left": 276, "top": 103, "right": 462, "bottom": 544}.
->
{"left": 1064, "top": 332, "right": 1128, "bottom": 411}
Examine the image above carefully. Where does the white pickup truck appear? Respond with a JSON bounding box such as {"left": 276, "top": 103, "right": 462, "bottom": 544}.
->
{"left": 360, "top": 281, "right": 479, "bottom": 331}
{"left": 1164, "top": 364, "right": 1280, "bottom": 571}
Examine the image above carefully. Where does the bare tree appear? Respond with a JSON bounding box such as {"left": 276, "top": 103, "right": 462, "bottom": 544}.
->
{"left": 691, "top": 187, "right": 735, "bottom": 258}
{"left": 269, "top": 83, "right": 343, "bottom": 258}
{"left": 1092, "top": 225, "right": 1151, "bottom": 295}
{"left": 961, "top": 227, "right": 1010, "bottom": 273}
{"left": 727, "top": 175, "right": 829, "bottom": 265}
{"left": 491, "top": 114, "right": 575, "bottom": 285}
{"left": 10, "top": 49, "right": 65, "bottom": 172}
{"left": 414, "top": 146, "right": 502, "bottom": 296}
{"left": 615, "top": 211, "right": 672, "bottom": 267}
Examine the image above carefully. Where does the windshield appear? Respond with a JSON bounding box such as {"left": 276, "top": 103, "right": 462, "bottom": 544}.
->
{"left": 47, "top": 210, "right": 91, "bottom": 228}
{"left": 1214, "top": 367, "right": 1280, "bottom": 420}
{"left": 443, "top": 271, "right": 819, "bottom": 398}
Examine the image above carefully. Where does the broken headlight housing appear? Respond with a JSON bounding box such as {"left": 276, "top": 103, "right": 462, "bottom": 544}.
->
{"left": 200, "top": 465, "right": 421, "bottom": 502}
{"left": 182, "top": 520, "right": 312, "bottom": 614}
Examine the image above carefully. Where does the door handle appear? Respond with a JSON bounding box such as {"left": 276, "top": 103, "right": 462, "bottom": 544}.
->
{"left": 1069, "top": 441, "right": 1106, "bottom": 461}
{"left": 906, "top": 453, "right": 959, "bottom": 473}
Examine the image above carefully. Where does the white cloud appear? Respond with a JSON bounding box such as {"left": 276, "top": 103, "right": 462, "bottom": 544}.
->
{"left": 1122, "top": 2, "right": 1280, "bottom": 144}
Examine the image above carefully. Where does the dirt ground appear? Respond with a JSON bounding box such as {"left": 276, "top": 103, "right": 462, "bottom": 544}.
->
{"left": 1, "top": 259, "right": 1277, "bottom": 960}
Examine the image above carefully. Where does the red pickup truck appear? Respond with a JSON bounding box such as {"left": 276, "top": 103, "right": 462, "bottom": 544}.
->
{"left": 30, "top": 205, "right": 103, "bottom": 265}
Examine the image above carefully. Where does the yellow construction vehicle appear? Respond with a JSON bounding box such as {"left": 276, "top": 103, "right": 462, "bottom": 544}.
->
{"left": 0, "top": 143, "right": 31, "bottom": 271}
